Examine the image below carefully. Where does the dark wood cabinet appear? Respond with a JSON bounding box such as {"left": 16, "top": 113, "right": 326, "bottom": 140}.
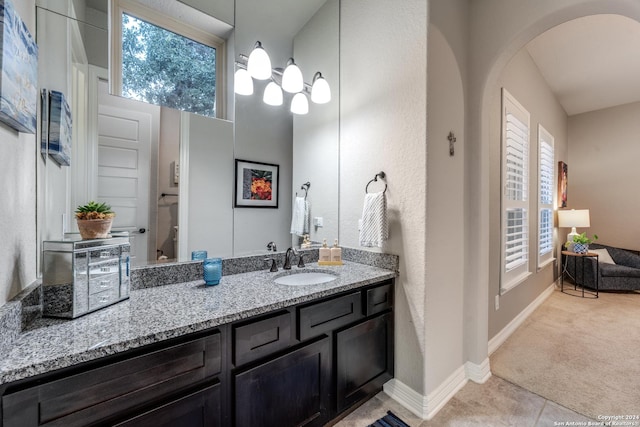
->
{"left": 233, "top": 336, "right": 331, "bottom": 427}
{"left": 1, "top": 279, "right": 394, "bottom": 427}
{"left": 336, "top": 312, "right": 394, "bottom": 412}
{"left": 113, "top": 383, "right": 221, "bottom": 427}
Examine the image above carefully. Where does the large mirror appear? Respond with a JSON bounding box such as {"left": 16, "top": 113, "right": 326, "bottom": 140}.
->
{"left": 36, "top": 0, "right": 339, "bottom": 267}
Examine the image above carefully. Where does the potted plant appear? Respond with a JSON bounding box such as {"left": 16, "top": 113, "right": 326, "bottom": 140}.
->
{"left": 75, "top": 201, "right": 115, "bottom": 239}
{"left": 565, "top": 232, "right": 598, "bottom": 254}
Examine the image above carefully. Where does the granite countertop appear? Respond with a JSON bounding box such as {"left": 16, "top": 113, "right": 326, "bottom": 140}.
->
{"left": 0, "top": 261, "right": 396, "bottom": 385}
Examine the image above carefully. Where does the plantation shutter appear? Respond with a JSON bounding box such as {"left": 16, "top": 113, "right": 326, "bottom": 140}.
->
{"left": 538, "top": 125, "right": 555, "bottom": 266}
{"left": 501, "top": 89, "right": 531, "bottom": 291}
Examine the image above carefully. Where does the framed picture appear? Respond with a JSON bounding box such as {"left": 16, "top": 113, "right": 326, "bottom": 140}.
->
{"left": 40, "top": 89, "right": 48, "bottom": 162}
{"left": 235, "top": 159, "right": 279, "bottom": 208}
{"left": 558, "top": 161, "right": 568, "bottom": 208}
{"left": 0, "top": 0, "right": 38, "bottom": 134}
{"left": 48, "top": 90, "right": 71, "bottom": 166}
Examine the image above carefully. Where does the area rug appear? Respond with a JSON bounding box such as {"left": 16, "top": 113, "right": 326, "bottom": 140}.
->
{"left": 490, "top": 290, "right": 640, "bottom": 420}
{"left": 368, "top": 411, "right": 411, "bottom": 427}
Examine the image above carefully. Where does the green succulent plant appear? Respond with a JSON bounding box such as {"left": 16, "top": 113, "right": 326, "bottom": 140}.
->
{"left": 75, "top": 201, "right": 115, "bottom": 220}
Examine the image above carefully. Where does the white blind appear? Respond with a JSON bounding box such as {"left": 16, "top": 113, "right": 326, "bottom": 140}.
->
{"left": 538, "top": 125, "right": 555, "bottom": 263}
{"left": 501, "top": 89, "right": 531, "bottom": 289}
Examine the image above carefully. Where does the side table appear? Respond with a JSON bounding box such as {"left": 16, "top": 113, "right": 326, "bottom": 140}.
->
{"left": 561, "top": 250, "right": 599, "bottom": 298}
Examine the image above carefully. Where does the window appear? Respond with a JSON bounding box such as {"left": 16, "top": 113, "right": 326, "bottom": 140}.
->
{"left": 111, "top": 0, "right": 225, "bottom": 118}
{"left": 538, "top": 124, "right": 555, "bottom": 268}
{"left": 501, "top": 89, "right": 531, "bottom": 292}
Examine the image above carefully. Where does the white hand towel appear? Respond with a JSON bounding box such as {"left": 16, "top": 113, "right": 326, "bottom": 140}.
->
{"left": 359, "top": 191, "right": 388, "bottom": 247}
{"left": 290, "top": 196, "right": 309, "bottom": 236}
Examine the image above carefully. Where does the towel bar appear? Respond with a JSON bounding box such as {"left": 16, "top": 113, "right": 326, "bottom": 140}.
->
{"left": 365, "top": 172, "right": 387, "bottom": 194}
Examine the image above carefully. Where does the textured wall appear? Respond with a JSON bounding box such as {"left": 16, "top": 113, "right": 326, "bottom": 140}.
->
{"left": 0, "top": 0, "right": 37, "bottom": 306}
{"left": 340, "top": 0, "right": 428, "bottom": 394}
{"left": 568, "top": 102, "right": 640, "bottom": 251}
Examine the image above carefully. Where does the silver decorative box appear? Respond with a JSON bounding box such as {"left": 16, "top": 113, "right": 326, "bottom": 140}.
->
{"left": 42, "top": 235, "right": 131, "bottom": 318}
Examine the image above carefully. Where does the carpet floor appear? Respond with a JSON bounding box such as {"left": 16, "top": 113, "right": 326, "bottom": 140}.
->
{"left": 490, "top": 289, "right": 640, "bottom": 420}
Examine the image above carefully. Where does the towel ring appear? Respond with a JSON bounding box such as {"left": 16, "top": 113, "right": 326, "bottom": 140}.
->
{"left": 365, "top": 172, "right": 387, "bottom": 194}
{"left": 297, "top": 182, "right": 311, "bottom": 199}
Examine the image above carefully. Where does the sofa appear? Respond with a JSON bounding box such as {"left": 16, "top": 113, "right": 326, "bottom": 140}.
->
{"left": 565, "top": 243, "right": 640, "bottom": 291}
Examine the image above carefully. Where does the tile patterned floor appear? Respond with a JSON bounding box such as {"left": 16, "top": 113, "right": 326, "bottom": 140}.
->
{"left": 333, "top": 376, "right": 594, "bottom": 427}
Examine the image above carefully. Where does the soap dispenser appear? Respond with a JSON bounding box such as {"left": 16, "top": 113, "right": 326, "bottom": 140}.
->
{"left": 319, "top": 239, "right": 331, "bottom": 263}
{"left": 331, "top": 239, "right": 342, "bottom": 264}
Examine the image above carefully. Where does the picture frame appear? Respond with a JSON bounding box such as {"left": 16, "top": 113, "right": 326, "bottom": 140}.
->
{"left": 0, "top": 0, "right": 38, "bottom": 134}
{"left": 235, "top": 159, "right": 279, "bottom": 208}
{"left": 40, "top": 89, "right": 48, "bottom": 162}
{"left": 558, "top": 161, "right": 568, "bottom": 208}
{"left": 48, "top": 90, "right": 72, "bottom": 166}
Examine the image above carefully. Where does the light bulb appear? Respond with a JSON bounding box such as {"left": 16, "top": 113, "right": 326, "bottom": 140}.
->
{"left": 282, "top": 58, "right": 304, "bottom": 93}
{"left": 263, "top": 82, "right": 283, "bottom": 106}
{"left": 311, "top": 72, "right": 331, "bottom": 104}
{"left": 247, "top": 41, "right": 272, "bottom": 80}
{"left": 234, "top": 69, "right": 253, "bottom": 95}
{"left": 290, "top": 93, "right": 309, "bottom": 115}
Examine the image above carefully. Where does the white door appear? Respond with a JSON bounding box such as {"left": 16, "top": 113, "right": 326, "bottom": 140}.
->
{"left": 97, "top": 81, "right": 152, "bottom": 265}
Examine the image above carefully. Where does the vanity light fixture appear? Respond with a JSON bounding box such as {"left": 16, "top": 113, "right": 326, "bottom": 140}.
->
{"left": 234, "top": 41, "right": 330, "bottom": 116}
{"left": 310, "top": 72, "right": 331, "bottom": 104}
{"left": 263, "top": 81, "right": 284, "bottom": 106}
{"left": 281, "top": 58, "right": 304, "bottom": 93}
{"left": 234, "top": 68, "right": 254, "bottom": 95}
{"left": 247, "top": 41, "right": 272, "bottom": 80}
{"left": 290, "top": 92, "right": 309, "bottom": 115}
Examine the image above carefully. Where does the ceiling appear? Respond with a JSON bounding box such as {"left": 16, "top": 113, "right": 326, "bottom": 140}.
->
{"left": 526, "top": 14, "right": 640, "bottom": 116}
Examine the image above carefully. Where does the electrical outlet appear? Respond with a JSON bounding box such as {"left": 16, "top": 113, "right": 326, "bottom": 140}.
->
{"left": 313, "top": 217, "right": 324, "bottom": 227}
{"left": 495, "top": 295, "right": 500, "bottom": 310}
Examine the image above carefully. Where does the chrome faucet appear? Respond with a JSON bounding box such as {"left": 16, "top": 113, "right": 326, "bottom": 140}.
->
{"left": 267, "top": 241, "right": 277, "bottom": 252}
{"left": 283, "top": 247, "right": 298, "bottom": 270}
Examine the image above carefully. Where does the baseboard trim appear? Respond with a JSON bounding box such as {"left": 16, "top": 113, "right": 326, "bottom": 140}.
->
{"left": 465, "top": 357, "right": 491, "bottom": 383}
{"left": 488, "top": 281, "right": 556, "bottom": 355}
{"left": 384, "top": 365, "right": 468, "bottom": 420}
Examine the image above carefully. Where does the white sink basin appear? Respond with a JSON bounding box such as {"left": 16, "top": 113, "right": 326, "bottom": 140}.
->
{"left": 274, "top": 271, "right": 338, "bottom": 286}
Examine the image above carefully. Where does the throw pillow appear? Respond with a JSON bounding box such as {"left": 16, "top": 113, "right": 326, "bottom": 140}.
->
{"left": 590, "top": 248, "right": 616, "bottom": 264}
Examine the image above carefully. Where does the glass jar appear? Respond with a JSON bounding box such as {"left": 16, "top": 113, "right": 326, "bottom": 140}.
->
{"left": 191, "top": 250, "right": 207, "bottom": 261}
{"left": 204, "top": 258, "right": 222, "bottom": 286}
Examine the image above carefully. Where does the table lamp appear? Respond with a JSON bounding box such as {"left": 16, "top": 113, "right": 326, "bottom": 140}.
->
{"left": 557, "top": 209, "right": 590, "bottom": 247}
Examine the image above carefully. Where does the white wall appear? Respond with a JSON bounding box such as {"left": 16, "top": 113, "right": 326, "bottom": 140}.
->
{"left": 488, "top": 48, "right": 568, "bottom": 339}
{"left": 157, "top": 108, "right": 181, "bottom": 259}
{"left": 568, "top": 102, "right": 640, "bottom": 250}
{"left": 340, "top": 0, "right": 428, "bottom": 395}
{"left": 0, "top": 0, "right": 37, "bottom": 306}
{"left": 292, "top": 0, "right": 339, "bottom": 246}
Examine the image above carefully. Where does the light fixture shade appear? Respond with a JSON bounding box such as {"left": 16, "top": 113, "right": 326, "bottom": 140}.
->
{"left": 282, "top": 59, "right": 304, "bottom": 93}
{"left": 290, "top": 93, "right": 309, "bottom": 115}
{"left": 311, "top": 72, "right": 331, "bottom": 104}
{"left": 247, "top": 42, "right": 272, "bottom": 80}
{"left": 557, "top": 209, "right": 590, "bottom": 228}
{"left": 234, "top": 69, "right": 253, "bottom": 95}
{"left": 263, "top": 81, "right": 283, "bottom": 106}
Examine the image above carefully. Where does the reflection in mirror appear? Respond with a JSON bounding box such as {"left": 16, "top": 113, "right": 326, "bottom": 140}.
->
{"left": 36, "top": 0, "right": 339, "bottom": 269}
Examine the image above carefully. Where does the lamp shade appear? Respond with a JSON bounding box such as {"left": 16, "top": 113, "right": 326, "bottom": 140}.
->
{"left": 247, "top": 41, "right": 272, "bottom": 80}
{"left": 234, "top": 69, "right": 253, "bottom": 95}
{"left": 263, "top": 81, "right": 283, "bottom": 106}
{"left": 282, "top": 59, "right": 304, "bottom": 93}
{"left": 558, "top": 209, "right": 590, "bottom": 228}
{"left": 310, "top": 72, "right": 331, "bottom": 104}
{"left": 290, "top": 93, "right": 309, "bottom": 115}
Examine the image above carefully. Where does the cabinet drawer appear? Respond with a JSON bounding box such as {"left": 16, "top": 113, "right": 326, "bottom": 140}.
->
{"left": 2, "top": 332, "right": 221, "bottom": 427}
{"left": 298, "top": 292, "right": 363, "bottom": 341}
{"left": 88, "top": 288, "right": 119, "bottom": 310}
{"left": 89, "top": 272, "right": 119, "bottom": 295}
{"left": 365, "top": 282, "right": 393, "bottom": 316}
{"left": 234, "top": 311, "right": 291, "bottom": 366}
{"left": 89, "top": 248, "right": 120, "bottom": 264}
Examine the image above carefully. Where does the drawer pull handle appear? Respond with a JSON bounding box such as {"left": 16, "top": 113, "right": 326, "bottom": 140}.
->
{"left": 100, "top": 280, "right": 110, "bottom": 288}
{"left": 100, "top": 266, "right": 110, "bottom": 273}
{"left": 100, "top": 251, "right": 110, "bottom": 258}
{"left": 99, "top": 296, "right": 109, "bottom": 303}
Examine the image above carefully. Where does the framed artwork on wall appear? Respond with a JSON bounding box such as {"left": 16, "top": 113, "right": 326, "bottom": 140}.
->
{"left": 234, "top": 159, "right": 279, "bottom": 208}
{"left": 0, "top": 0, "right": 38, "bottom": 134}
{"left": 48, "top": 90, "right": 71, "bottom": 166}
{"left": 558, "top": 161, "right": 568, "bottom": 208}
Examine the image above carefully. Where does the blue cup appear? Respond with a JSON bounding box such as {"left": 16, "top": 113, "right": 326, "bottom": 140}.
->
{"left": 192, "top": 250, "right": 207, "bottom": 261}
{"left": 204, "top": 258, "right": 222, "bottom": 286}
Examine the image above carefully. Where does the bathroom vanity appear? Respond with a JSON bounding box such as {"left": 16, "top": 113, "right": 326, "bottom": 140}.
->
{"left": 0, "top": 259, "right": 395, "bottom": 426}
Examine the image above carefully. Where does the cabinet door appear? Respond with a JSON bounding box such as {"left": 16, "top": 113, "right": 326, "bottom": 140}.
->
{"left": 336, "top": 312, "right": 393, "bottom": 412}
{"left": 114, "top": 383, "right": 221, "bottom": 427}
{"left": 234, "top": 336, "right": 331, "bottom": 427}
